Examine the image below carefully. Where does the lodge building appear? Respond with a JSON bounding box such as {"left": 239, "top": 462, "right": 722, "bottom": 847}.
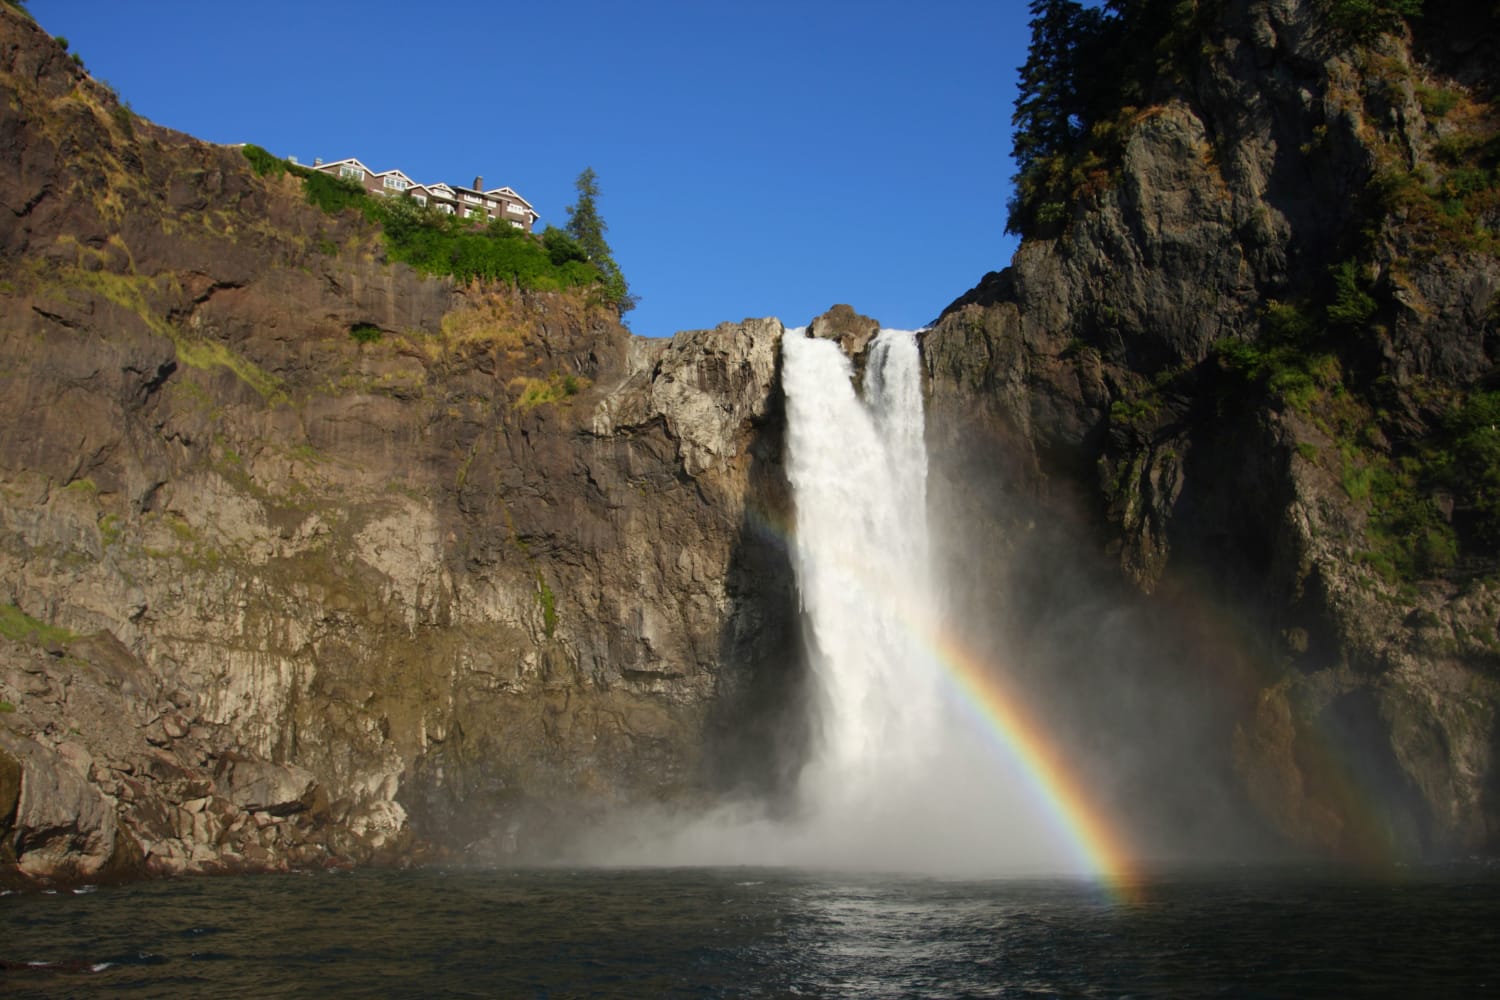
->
{"left": 304, "top": 157, "right": 540, "bottom": 232}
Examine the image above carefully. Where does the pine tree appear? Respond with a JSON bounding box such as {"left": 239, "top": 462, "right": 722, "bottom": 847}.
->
{"left": 1011, "top": 0, "right": 1086, "bottom": 181}
{"left": 565, "top": 167, "right": 636, "bottom": 315}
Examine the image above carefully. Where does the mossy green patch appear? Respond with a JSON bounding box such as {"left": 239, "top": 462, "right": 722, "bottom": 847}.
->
{"left": 172, "top": 335, "right": 287, "bottom": 404}
{"left": 98, "top": 512, "right": 122, "bottom": 547}
{"left": 0, "top": 604, "right": 77, "bottom": 646}
{"left": 536, "top": 574, "right": 558, "bottom": 638}
{"left": 512, "top": 372, "right": 587, "bottom": 410}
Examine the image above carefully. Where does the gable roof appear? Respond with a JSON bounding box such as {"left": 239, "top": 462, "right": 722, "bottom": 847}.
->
{"left": 318, "top": 157, "right": 373, "bottom": 174}
{"left": 370, "top": 168, "right": 419, "bottom": 187}
{"left": 484, "top": 186, "right": 536, "bottom": 212}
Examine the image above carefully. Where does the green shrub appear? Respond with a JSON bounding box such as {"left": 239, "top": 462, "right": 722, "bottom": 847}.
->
{"left": 1327, "top": 260, "right": 1378, "bottom": 330}
{"left": 349, "top": 322, "right": 382, "bottom": 344}
{"left": 1213, "top": 327, "right": 1338, "bottom": 413}
{"left": 1326, "top": 0, "right": 1423, "bottom": 42}
{"left": 1416, "top": 84, "right": 1461, "bottom": 119}
{"left": 241, "top": 144, "right": 287, "bottom": 178}
{"left": 536, "top": 575, "right": 557, "bottom": 638}
{"left": 296, "top": 168, "right": 367, "bottom": 214}
{"left": 263, "top": 162, "right": 617, "bottom": 301}
{"left": 514, "top": 372, "right": 586, "bottom": 410}
{"left": 0, "top": 700, "right": 14, "bottom": 713}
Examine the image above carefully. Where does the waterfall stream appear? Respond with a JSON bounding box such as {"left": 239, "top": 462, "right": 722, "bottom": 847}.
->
{"left": 780, "top": 329, "right": 944, "bottom": 819}
{"left": 596, "top": 326, "right": 1073, "bottom": 874}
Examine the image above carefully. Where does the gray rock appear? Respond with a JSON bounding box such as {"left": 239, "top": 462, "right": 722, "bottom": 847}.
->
{"left": 214, "top": 756, "right": 316, "bottom": 817}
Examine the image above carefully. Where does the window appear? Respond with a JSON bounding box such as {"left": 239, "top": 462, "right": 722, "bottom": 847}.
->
{"left": 413, "top": 194, "right": 428, "bottom": 206}
{"left": 338, "top": 165, "right": 365, "bottom": 181}
{"left": 383, "top": 175, "right": 408, "bottom": 191}
{"left": 505, "top": 203, "right": 527, "bottom": 217}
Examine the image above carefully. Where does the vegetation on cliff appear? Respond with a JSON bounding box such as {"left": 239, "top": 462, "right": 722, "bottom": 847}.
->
{"left": 1011, "top": 0, "right": 1497, "bottom": 587}
{"left": 564, "top": 167, "right": 637, "bottom": 315}
{"left": 1008, "top": 0, "right": 1429, "bottom": 237}
{"left": 241, "top": 146, "right": 635, "bottom": 313}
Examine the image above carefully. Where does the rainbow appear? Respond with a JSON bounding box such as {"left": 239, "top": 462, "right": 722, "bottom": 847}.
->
{"left": 919, "top": 624, "right": 1143, "bottom": 903}
{"left": 745, "top": 505, "right": 1142, "bottom": 902}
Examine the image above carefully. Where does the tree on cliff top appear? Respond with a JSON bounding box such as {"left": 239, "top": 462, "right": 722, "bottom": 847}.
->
{"left": 1007, "top": 0, "right": 1114, "bottom": 236}
{"left": 565, "top": 167, "right": 636, "bottom": 315}
{"left": 1006, "top": 0, "right": 1431, "bottom": 237}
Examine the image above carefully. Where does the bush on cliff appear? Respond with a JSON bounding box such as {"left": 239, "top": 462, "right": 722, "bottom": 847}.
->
{"left": 240, "top": 147, "right": 621, "bottom": 305}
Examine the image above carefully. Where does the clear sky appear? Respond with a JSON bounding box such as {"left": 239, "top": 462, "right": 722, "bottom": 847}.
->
{"left": 33, "top": 1, "right": 1029, "bottom": 337}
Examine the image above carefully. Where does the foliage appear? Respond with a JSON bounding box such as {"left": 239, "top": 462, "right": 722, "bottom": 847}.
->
{"left": 1213, "top": 297, "right": 1343, "bottom": 413}
{"left": 0, "top": 701, "right": 14, "bottom": 713}
{"left": 293, "top": 165, "right": 368, "bottom": 214}
{"left": 1006, "top": 0, "right": 1223, "bottom": 236}
{"left": 513, "top": 372, "right": 587, "bottom": 410}
{"left": 0, "top": 604, "right": 77, "bottom": 646}
{"left": 1436, "top": 391, "right": 1500, "bottom": 549}
{"left": 1006, "top": 0, "right": 1427, "bottom": 235}
{"left": 377, "top": 196, "right": 598, "bottom": 290}
{"left": 565, "top": 167, "right": 636, "bottom": 313}
{"left": 1325, "top": 0, "right": 1424, "bottom": 42}
{"left": 349, "top": 323, "right": 382, "bottom": 344}
{"left": 239, "top": 151, "right": 613, "bottom": 298}
{"left": 1415, "top": 83, "right": 1460, "bottom": 119}
{"left": 542, "top": 225, "right": 588, "bottom": 265}
{"left": 241, "top": 144, "right": 287, "bottom": 178}
{"left": 1326, "top": 260, "right": 1378, "bottom": 330}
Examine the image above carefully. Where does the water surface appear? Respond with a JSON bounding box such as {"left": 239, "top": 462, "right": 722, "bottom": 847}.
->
{"left": 3, "top": 863, "right": 1497, "bottom": 997}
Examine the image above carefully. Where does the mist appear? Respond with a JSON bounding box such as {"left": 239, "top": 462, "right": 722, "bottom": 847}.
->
{"left": 564, "top": 327, "right": 1221, "bottom": 878}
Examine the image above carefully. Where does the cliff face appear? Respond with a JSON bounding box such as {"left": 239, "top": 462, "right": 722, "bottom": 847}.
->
{"left": 924, "top": 0, "right": 1500, "bottom": 860}
{"left": 5, "top": 0, "right": 1500, "bottom": 885}
{"left": 0, "top": 9, "right": 801, "bottom": 883}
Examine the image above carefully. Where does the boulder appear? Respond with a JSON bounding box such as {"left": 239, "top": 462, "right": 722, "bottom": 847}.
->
{"left": 214, "top": 755, "right": 316, "bottom": 816}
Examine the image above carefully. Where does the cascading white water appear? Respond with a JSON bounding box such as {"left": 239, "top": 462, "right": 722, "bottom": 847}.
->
{"left": 772, "top": 326, "right": 1075, "bottom": 873}
{"left": 594, "top": 325, "right": 1075, "bottom": 873}
{"left": 780, "top": 329, "right": 944, "bottom": 817}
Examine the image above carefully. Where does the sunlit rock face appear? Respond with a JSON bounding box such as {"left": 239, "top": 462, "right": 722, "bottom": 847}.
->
{"left": 0, "top": 9, "right": 804, "bottom": 884}
{"left": 922, "top": 0, "right": 1500, "bottom": 861}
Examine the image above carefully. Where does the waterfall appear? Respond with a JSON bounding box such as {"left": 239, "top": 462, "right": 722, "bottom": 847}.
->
{"left": 780, "top": 329, "right": 944, "bottom": 817}
{"left": 770, "top": 326, "right": 1071, "bottom": 874}
{"left": 595, "top": 326, "right": 1076, "bottom": 874}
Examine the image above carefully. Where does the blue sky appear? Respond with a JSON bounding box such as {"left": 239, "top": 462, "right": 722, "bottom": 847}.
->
{"left": 35, "top": 1, "right": 1029, "bottom": 337}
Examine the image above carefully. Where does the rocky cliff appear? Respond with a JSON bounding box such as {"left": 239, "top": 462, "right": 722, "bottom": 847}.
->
{"left": 0, "top": 8, "right": 803, "bottom": 884}
{"left": 923, "top": 0, "right": 1500, "bottom": 861}
{"left": 5, "top": 0, "right": 1500, "bottom": 885}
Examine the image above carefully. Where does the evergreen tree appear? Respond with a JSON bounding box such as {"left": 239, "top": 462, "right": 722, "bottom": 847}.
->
{"left": 565, "top": 167, "right": 636, "bottom": 314}
{"left": 1011, "top": 0, "right": 1088, "bottom": 182}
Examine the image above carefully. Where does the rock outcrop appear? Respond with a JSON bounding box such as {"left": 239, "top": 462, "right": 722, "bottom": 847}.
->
{"left": 0, "top": 8, "right": 801, "bottom": 885}
{"left": 923, "top": 0, "right": 1500, "bottom": 860}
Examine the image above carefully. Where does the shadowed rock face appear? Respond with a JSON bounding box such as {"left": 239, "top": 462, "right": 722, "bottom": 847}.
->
{"left": 0, "top": 9, "right": 804, "bottom": 884}
{"left": 923, "top": 0, "right": 1500, "bottom": 861}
